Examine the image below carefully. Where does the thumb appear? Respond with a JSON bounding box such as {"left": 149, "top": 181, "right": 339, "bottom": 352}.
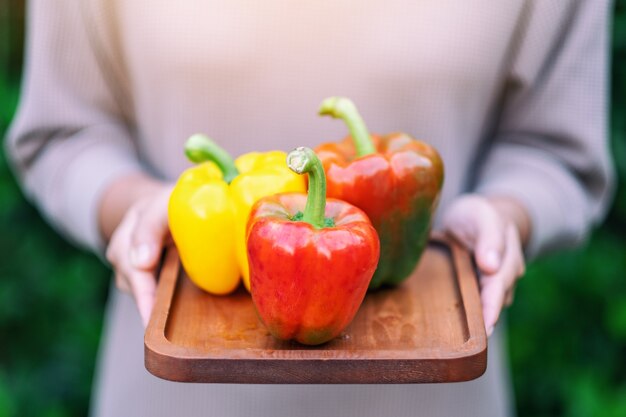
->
{"left": 130, "top": 201, "right": 170, "bottom": 271}
{"left": 442, "top": 195, "right": 505, "bottom": 274}
{"left": 130, "top": 242, "right": 160, "bottom": 271}
{"left": 473, "top": 209, "right": 505, "bottom": 275}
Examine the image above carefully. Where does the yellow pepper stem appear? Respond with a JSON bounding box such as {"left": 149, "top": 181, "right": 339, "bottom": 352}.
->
{"left": 184, "top": 134, "right": 240, "bottom": 183}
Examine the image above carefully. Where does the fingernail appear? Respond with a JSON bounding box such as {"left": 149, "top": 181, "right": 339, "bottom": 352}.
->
{"left": 131, "top": 244, "right": 153, "bottom": 268}
{"left": 484, "top": 250, "right": 501, "bottom": 270}
{"left": 138, "top": 297, "right": 155, "bottom": 328}
{"left": 487, "top": 325, "right": 494, "bottom": 337}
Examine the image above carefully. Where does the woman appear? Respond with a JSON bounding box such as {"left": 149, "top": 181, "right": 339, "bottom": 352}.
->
{"left": 6, "top": 1, "right": 614, "bottom": 416}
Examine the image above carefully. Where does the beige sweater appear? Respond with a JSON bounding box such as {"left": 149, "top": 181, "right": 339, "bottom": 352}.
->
{"left": 3, "top": 1, "right": 616, "bottom": 416}
{"left": 6, "top": 0, "right": 615, "bottom": 260}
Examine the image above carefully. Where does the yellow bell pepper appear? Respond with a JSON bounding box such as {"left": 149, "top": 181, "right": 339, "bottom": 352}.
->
{"left": 168, "top": 134, "right": 306, "bottom": 294}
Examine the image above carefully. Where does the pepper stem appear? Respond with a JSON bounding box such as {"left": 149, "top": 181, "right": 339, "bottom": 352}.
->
{"left": 287, "top": 147, "right": 327, "bottom": 229}
{"left": 184, "top": 134, "right": 240, "bottom": 183}
{"left": 319, "top": 97, "right": 376, "bottom": 157}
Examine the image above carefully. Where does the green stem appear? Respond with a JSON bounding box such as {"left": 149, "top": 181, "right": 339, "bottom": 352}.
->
{"left": 319, "top": 97, "right": 376, "bottom": 156}
{"left": 287, "top": 147, "right": 327, "bottom": 229}
{"left": 184, "top": 134, "right": 240, "bottom": 183}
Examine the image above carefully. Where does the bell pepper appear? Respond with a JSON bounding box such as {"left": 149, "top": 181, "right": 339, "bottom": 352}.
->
{"left": 247, "top": 147, "right": 380, "bottom": 345}
{"left": 168, "top": 134, "right": 306, "bottom": 294}
{"left": 317, "top": 97, "right": 444, "bottom": 289}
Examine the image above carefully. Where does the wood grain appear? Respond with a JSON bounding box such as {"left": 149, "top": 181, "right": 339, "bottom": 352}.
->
{"left": 145, "top": 234, "right": 487, "bottom": 383}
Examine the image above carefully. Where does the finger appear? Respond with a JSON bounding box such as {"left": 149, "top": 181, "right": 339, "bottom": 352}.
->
{"left": 480, "top": 275, "right": 506, "bottom": 337}
{"left": 473, "top": 211, "right": 506, "bottom": 275}
{"left": 106, "top": 210, "right": 139, "bottom": 293}
{"left": 503, "top": 224, "right": 525, "bottom": 287}
{"left": 441, "top": 196, "right": 505, "bottom": 274}
{"left": 130, "top": 197, "right": 170, "bottom": 271}
{"left": 481, "top": 225, "right": 526, "bottom": 335}
{"left": 504, "top": 289, "right": 514, "bottom": 307}
{"left": 106, "top": 208, "right": 137, "bottom": 266}
{"left": 115, "top": 273, "right": 131, "bottom": 293}
{"left": 109, "top": 210, "right": 158, "bottom": 326}
{"left": 128, "top": 269, "right": 157, "bottom": 327}
{"left": 441, "top": 196, "right": 480, "bottom": 249}
{"left": 502, "top": 225, "right": 525, "bottom": 307}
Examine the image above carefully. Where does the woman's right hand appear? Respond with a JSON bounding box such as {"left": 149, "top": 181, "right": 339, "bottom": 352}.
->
{"left": 100, "top": 174, "right": 173, "bottom": 327}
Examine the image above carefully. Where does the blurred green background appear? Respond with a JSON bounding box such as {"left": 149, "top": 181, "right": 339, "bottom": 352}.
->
{"left": 1, "top": 2, "right": 625, "bottom": 417}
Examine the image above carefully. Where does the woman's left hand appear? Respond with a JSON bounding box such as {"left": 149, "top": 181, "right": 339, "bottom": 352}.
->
{"left": 441, "top": 194, "right": 530, "bottom": 336}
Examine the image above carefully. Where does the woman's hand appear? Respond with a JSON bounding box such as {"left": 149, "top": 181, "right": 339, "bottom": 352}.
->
{"left": 100, "top": 174, "right": 173, "bottom": 327}
{"left": 441, "top": 194, "right": 530, "bottom": 336}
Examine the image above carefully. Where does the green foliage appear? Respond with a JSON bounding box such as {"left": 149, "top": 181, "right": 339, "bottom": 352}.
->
{"left": 0, "top": 90, "right": 110, "bottom": 417}
{"left": 0, "top": 1, "right": 625, "bottom": 417}
{"left": 508, "top": 231, "right": 626, "bottom": 417}
{"left": 507, "top": 1, "right": 626, "bottom": 416}
{"left": 1, "top": 3, "right": 111, "bottom": 417}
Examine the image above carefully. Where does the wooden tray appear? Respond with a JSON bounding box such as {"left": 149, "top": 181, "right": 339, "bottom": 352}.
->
{"left": 145, "top": 235, "right": 487, "bottom": 384}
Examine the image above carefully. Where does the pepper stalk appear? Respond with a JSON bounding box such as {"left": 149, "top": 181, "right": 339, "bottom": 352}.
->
{"left": 184, "top": 133, "right": 240, "bottom": 184}
{"left": 319, "top": 97, "right": 376, "bottom": 157}
{"left": 287, "top": 147, "right": 333, "bottom": 229}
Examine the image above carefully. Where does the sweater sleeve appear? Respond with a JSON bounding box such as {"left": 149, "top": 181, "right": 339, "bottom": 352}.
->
{"left": 475, "top": 0, "right": 616, "bottom": 258}
{"left": 4, "top": 0, "right": 145, "bottom": 253}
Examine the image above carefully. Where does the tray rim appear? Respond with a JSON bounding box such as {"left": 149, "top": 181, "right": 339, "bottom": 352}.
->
{"left": 145, "top": 233, "right": 487, "bottom": 384}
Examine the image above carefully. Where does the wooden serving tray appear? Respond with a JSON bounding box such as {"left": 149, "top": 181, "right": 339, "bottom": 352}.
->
{"left": 145, "top": 235, "right": 487, "bottom": 384}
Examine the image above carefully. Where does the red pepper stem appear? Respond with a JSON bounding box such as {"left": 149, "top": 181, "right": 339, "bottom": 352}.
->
{"left": 287, "top": 147, "right": 327, "bottom": 229}
{"left": 184, "top": 134, "right": 240, "bottom": 183}
{"left": 319, "top": 97, "right": 376, "bottom": 157}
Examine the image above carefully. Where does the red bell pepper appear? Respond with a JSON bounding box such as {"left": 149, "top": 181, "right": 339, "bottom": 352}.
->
{"left": 247, "top": 147, "right": 380, "bottom": 345}
{"left": 317, "top": 97, "right": 444, "bottom": 289}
